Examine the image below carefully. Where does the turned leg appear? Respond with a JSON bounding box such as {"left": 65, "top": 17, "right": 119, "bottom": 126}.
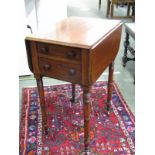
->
{"left": 122, "top": 31, "right": 129, "bottom": 67}
{"left": 99, "top": 0, "right": 101, "bottom": 10}
{"left": 35, "top": 75, "right": 48, "bottom": 136}
{"left": 127, "top": 3, "right": 130, "bottom": 16}
{"left": 107, "top": 62, "right": 114, "bottom": 114}
{"left": 132, "top": 3, "right": 135, "bottom": 20}
{"left": 106, "top": 0, "right": 111, "bottom": 18}
{"left": 110, "top": 3, "right": 114, "bottom": 18}
{"left": 82, "top": 86, "right": 91, "bottom": 154}
{"left": 70, "top": 83, "right": 76, "bottom": 103}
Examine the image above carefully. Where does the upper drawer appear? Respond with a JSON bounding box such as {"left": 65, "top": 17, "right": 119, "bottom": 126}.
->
{"left": 37, "top": 43, "right": 81, "bottom": 61}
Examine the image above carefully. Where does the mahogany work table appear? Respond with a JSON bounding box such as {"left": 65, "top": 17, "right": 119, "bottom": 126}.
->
{"left": 25, "top": 17, "right": 122, "bottom": 154}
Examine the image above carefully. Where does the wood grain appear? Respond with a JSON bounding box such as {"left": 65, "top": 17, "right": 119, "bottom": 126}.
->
{"left": 26, "top": 17, "right": 121, "bottom": 49}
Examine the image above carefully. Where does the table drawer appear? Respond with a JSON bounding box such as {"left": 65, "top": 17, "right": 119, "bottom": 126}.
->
{"left": 38, "top": 57, "right": 81, "bottom": 83}
{"left": 37, "top": 43, "right": 81, "bottom": 61}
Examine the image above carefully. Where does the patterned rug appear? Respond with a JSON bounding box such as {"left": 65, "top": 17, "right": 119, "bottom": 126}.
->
{"left": 19, "top": 81, "right": 135, "bottom": 155}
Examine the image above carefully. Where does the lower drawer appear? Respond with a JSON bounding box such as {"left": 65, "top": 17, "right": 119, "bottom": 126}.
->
{"left": 38, "top": 57, "right": 81, "bottom": 83}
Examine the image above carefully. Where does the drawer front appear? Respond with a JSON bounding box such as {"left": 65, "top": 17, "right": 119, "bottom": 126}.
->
{"left": 37, "top": 43, "right": 81, "bottom": 61}
{"left": 38, "top": 57, "right": 81, "bottom": 83}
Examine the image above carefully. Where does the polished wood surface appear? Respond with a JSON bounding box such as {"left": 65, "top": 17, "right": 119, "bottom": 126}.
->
{"left": 37, "top": 42, "right": 82, "bottom": 62}
{"left": 90, "top": 24, "right": 122, "bottom": 83}
{"left": 26, "top": 17, "right": 121, "bottom": 49}
{"left": 107, "top": 62, "right": 114, "bottom": 113}
{"left": 25, "top": 17, "right": 122, "bottom": 154}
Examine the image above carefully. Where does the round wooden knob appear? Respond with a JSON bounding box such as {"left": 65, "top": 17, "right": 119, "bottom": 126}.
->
{"left": 67, "top": 51, "right": 76, "bottom": 58}
{"left": 40, "top": 47, "right": 48, "bottom": 53}
{"left": 43, "top": 64, "right": 51, "bottom": 70}
{"left": 68, "top": 69, "right": 76, "bottom": 76}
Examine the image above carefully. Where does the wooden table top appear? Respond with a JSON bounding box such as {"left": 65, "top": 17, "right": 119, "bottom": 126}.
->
{"left": 26, "top": 17, "right": 121, "bottom": 49}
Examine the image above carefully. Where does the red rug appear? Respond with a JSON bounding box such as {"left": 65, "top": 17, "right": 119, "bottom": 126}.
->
{"left": 19, "top": 81, "right": 135, "bottom": 155}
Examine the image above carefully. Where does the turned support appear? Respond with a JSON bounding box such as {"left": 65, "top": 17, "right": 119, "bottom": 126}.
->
{"left": 127, "top": 3, "right": 130, "bottom": 16}
{"left": 110, "top": 3, "right": 114, "bottom": 18}
{"left": 70, "top": 83, "right": 76, "bottom": 103}
{"left": 107, "top": 62, "right": 114, "bottom": 114}
{"left": 132, "top": 4, "right": 135, "bottom": 17}
{"left": 122, "top": 31, "right": 129, "bottom": 67}
{"left": 106, "top": 0, "right": 111, "bottom": 18}
{"left": 82, "top": 86, "right": 91, "bottom": 154}
{"left": 99, "top": 0, "right": 101, "bottom": 9}
{"left": 35, "top": 74, "right": 48, "bottom": 136}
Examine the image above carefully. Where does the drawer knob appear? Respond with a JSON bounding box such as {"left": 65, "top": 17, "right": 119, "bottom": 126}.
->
{"left": 43, "top": 64, "right": 51, "bottom": 70}
{"left": 68, "top": 69, "right": 76, "bottom": 76}
{"left": 67, "top": 51, "right": 76, "bottom": 58}
{"left": 40, "top": 47, "right": 48, "bottom": 53}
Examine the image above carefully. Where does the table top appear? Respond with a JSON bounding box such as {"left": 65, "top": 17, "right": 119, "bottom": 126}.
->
{"left": 26, "top": 17, "right": 121, "bottom": 49}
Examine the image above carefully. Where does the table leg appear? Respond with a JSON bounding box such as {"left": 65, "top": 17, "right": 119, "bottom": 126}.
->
{"left": 99, "top": 0, "right": 101, "bottom": 10}
{"left": 106, "top": 0, "right": 111, "bottom": 18}
{"left": 107, "top": 62, "right": 114, "bottom": 114}
{"left": 127, "top": 3, "right": 130, "bottom": 16}
{"left": 35, "top": 74, "right": 48, "bottom": 136}
{"left": 122, "top": 31, "right": 129, "bottom": 67}
{"left": 110, "top": 3, "right": 114, "bottom": 18}
{"left": 70, "top": 84, "right": 75, "bottom": 103}
{"left": 82, "top": 86, "right": 91, "bottom": 154}
{"left": 132, "top": 3, "right": 135, "bottom": 17}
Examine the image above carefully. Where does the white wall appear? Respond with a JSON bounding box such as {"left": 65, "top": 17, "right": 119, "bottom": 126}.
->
{"left": 24, "top": 0, "right": 38, "bottom": 33}
{"left": 19, "top": 0, "right": 67, "bottom": 76}
{"left": 37, "top": 0, "right": 67, "bottom": 32}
